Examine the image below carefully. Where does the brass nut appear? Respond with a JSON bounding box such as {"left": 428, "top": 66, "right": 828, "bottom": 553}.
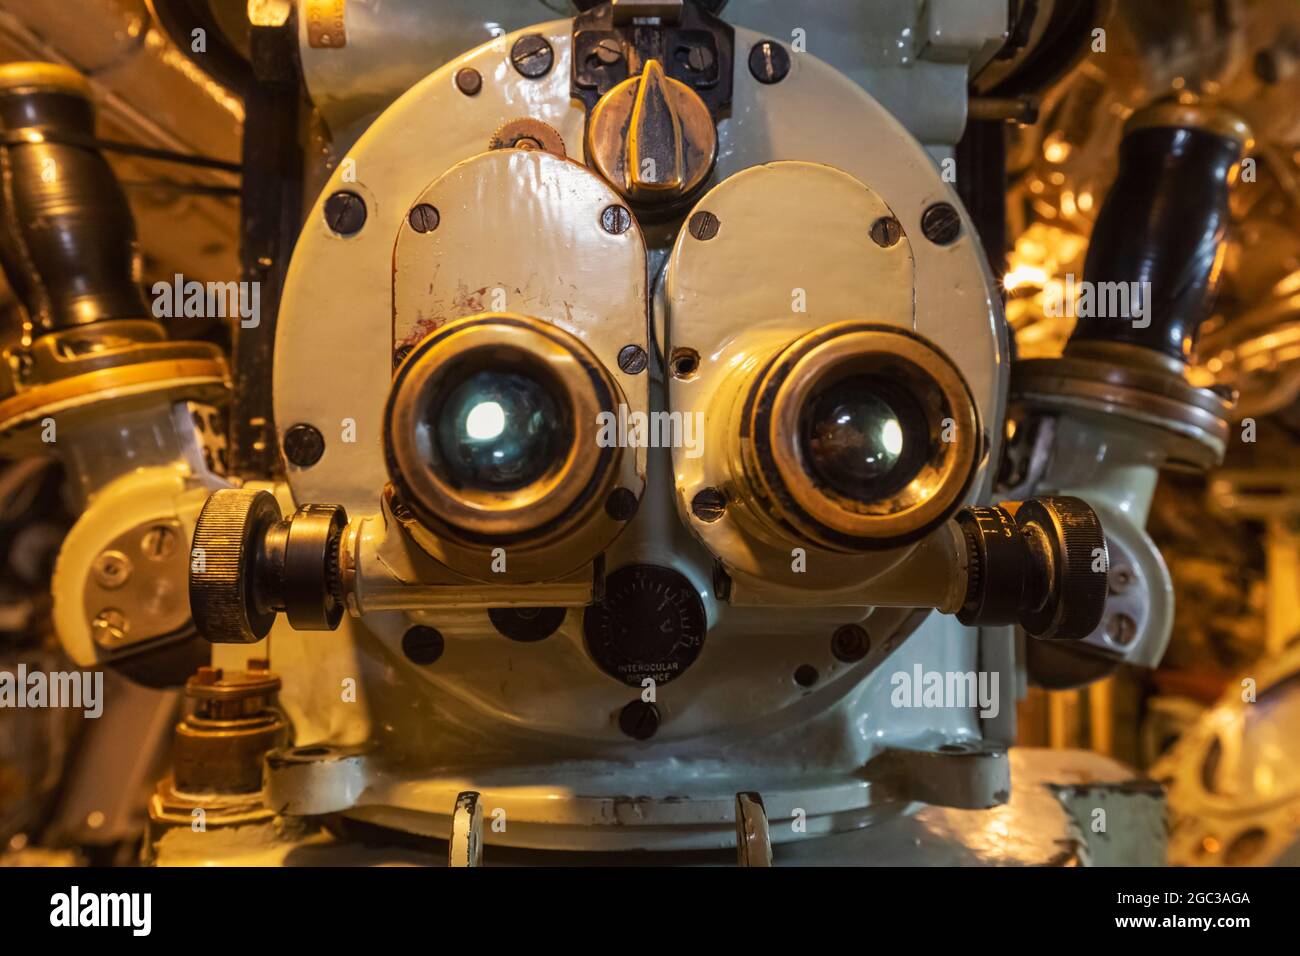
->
{"left": 92, "top": 550, "right": 133, "bottom": 589}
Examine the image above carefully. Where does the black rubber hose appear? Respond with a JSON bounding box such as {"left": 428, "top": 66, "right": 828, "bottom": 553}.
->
{"left": 0, "top": 67, "right": 148, "bottom": 336}
{"left": 1068, "top": 108, "right": 1249, "bottom": 363}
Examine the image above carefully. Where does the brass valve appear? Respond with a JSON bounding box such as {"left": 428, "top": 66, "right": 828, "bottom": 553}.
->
{"left": 585, "top": 58, "right": 717, "bottom": 209}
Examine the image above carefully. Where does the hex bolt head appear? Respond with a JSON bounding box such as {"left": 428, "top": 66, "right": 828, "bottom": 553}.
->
{"left": 605, "top": 487, "right": 639, "bottom": 522}
{"left": 402, "top": 626, "right": 445, "bottom": 665}
{"left": 408, "top": 203, "right": 440, "bottom": 233}
{"left": 618, "top": 699, "right": 660, "bottom": 740}
{"left": 454, "top": 67, "right": 483, "bottom": 96}
{"left": 692, "top": 487, "right": 726, "bottom": 522}
{"left": 921, "top": 202, "right": 962, "bottom": 245}
{"left": 324, "top": 190, "right": 366, "bottom": 236}
{"left": 617, "top": 343, "right": 648, "bottom": 374}
{"left": 688, "top": 210, "right": 720, "bottom": 241}
{"left": 870, "top": 216, "right": 903, "bottom": 247}
{"left": 831, "top": 624, "right": 870, "bottom": 663}
{"left": 92, "top": 550, "right": 133, "bottom": 589}
{"left": 511, "top": 34, "right": 555, "bottom": 78}
{"left": 748, "top": 40, "right": 791, "bottom": 84}
{"left": 283, "top": 423, "right": 325, "bottom": 468}
{"left": 601, "top": 204, "right": 632, "bottom": 235}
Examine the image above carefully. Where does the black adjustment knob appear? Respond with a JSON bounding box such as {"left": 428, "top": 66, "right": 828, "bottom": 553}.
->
{"left": 189, "top": 489, "right": 283, "bottom": 643}
{"left": 189, "top": 488, "right": 349, "bottom": 643}
{"left": 955, "top": 505, "right": 1026, "bottom": 627}
{"left": 955, "top": 495, "right": 1108, "bottom": 640}
{"left": 1015, "top": 496, "right": 1108, "bottom": 640}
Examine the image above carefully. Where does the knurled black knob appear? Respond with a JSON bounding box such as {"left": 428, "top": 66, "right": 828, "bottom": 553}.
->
{"left": 189, "top": 488, "right": 282, "bottom": 643}
{"left": 954, "top": 496, "right": 1109, "bottom": 640}
{"left": 955, "top": 505, "right": 1026, "bottom": 627}
{"left": 1015, "top": 496, "right": 1109, "bottom": 640}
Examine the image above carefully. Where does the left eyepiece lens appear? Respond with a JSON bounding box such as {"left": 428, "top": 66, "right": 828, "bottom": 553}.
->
{"left": 431, "top": 369, "right": 569, "bottom": 491}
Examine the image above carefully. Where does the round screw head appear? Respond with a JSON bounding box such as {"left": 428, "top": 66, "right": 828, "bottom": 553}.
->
{"left": 749, "top": 40, "right": 791, "bottom": 84}
{"left": 617, "top": 343, "right": 648, "bottom": 374}
{"left": 141, "top": 524, "right": 177, "bottom": 560}
{"left": 488, "top": 606, "right": 566, "bottom": 643}
{"left": 831, "top": 624, "right": 870, "bottom": 663}
{"left": 794, "top": 664, "right": 819, "bottom": 687}
{"left": 592, "top": 37, "right": 623, "bottom": 66}
{"left": 692, "top": 487, "right": 726, "bottom": 522}
{"left": 91, "top": 608, "right": 129, "bottom": 648}
{"left": 92, "top": 550, "right": 133, "bottom": 589}
{"left": 454, "top": 67, "right": 483, "bottom": 96}
{"left": 618, "top": 699, "right": 660, "bottom": 740}
{"left": 283, "top": 423, "right": 325, "bottom": 468}
{"left": 324, "top": 190, "right": 366, "bottom": 236}
{"left": 601, "top": 204, "right": 632, "bottom": 235}
{"left": 688, "top": 210, "right": 720, "bottom": 240}
{"left": 511, "top": 34, "right": 555, "bottom": 78}
{"left": 605, "top": 487, "right": 639, "bottom": 522}
{"left": 685, "top": 45, "right": 716, "bottom": 73}
{"left": 402, "top": 625, "right": 445, "bottom": 665}
{"left": 408, "top": 203, "right": 440, "bottom": 233}
{"left": 921, "top": 202, "right": 962, "bottom": 245}
{"left": 870, "top": 216, "right": 903, "bottom": 247}
{"left": 1104, "top": 613, "right": 1138, "bottom": 647}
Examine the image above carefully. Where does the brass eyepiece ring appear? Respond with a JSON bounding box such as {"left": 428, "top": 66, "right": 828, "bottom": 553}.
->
{"left": 741, "top": 322, "right": 980, "bottom": 551}
{"left": 384, "top": 313, "right": 619, "bottom": 545}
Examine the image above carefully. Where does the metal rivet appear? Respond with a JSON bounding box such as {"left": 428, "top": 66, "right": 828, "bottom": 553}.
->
{"left": 921, "top": 202, "right": 962, "bottom": 245}
{"left": 511, "top": 34, "right": 554, "bottom": 78}
{"left": 324, "top": 190, "right": 366, "bottom": 236}
{"left": 831, "top": 624, "right": 870, "bottom": 663}
{"left": 692, "top": 487, "right": 726, "bottom": 522}
{"left": 617, "top": 344, "right": 647, "bottom": 374}
{"left": 870, "top": 216, "right": 902, "bottom": 248}
{"left": 619, "top": 699, "right": 660, "bottom": 740}
{"left": 605, "top": 487, "right": 639, "bottom": 521}
{"left": 601, "top": 204, "right": 632, "bottom": 235}
{"left": 283, "top": 423, "right": 325, "bottom": 467}
{"left": 454, "top": 67, "right": 482, "bottom": 96}
{"left": 402, "top": 625, "right": 445, "bottom": 665}
{"left": 688, "top": 210, "right": 720, "bottom": 240}
{"left": 748, "top": 40, "right": 791, "bottom": 84}
{"left": 408, "top": 203, "right": 440, "bottom": 233}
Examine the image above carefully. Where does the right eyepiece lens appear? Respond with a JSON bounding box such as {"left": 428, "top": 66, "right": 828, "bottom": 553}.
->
{"left": 800, "top": 376, "right": 921, "bottom": 502}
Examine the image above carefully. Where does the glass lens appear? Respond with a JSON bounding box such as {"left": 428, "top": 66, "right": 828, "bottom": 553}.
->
{"left": 432, "top": 369, "right": 568, "bottom": 490}
{"left": 801, "top": 376, "right": 912, "bottom": 500}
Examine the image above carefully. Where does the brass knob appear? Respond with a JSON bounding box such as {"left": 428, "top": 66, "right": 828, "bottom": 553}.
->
{"left": 585, "top": 58, "right": 717, "bottom": 208}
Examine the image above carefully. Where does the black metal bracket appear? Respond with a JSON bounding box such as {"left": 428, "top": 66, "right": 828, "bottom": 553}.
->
{"left": 570, "top": 0, "right": 735, "bottom": 120}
